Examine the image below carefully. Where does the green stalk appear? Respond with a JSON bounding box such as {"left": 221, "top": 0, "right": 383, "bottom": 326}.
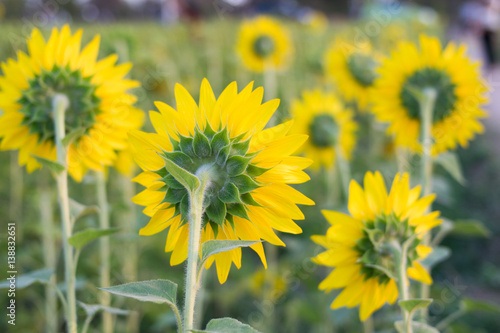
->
{"left": 336, "top": 148, "right": 350, "bottom": 201}
{"left": 418, "top": 88, "right": 437, "bottom": 321}
{"left": 52, "top": 93, "right": 77, "bottom": 333}
{"left": 390, "top": 239, "right": 412, "bottom": 333}
{"left": 39, "top": 174, "right": 58, "bottom": 332}
{"left": 264, "top": 62, "right": 277, "bottom": 127}
{"left": 96, "top": 171, "right": 112, "bottom": 333}
{"left": 362, "top": 316, "right": 374, "bottom": 333}
{"left": 9, "top": 151, "right": 23, "bottom": 235}
{"left": 183, "top": 169, "right": 211, "bottom": 332}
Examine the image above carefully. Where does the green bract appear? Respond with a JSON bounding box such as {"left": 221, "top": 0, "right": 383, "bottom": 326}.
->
{"left": 156, "top": 124, "right": 268, "bottom": 235}
{"left": 356, "top": 213, "right": 420, "bottom": 283}
{"left": 401, "top": 67, "right": 457, "bottom": 123}
{"left": 18, "top": 65, "right": 101, "bottom": 142}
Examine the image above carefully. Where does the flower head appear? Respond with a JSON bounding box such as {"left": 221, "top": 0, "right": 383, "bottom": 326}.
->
{"left": 130, "top": 79, "right": 314, "bottom": 283}
{"left": 0, "top": 25, "right": 143, "bottom": 181}
{"left": 312, "top": 171, "right": 441, "bottom": 320}
{"left": 324, "top": 39, "right": 380, "bottom": 110}
{"left": 236, "top": 16, "right": 294, "bottom": 73}
{"left": 372, "top": 35, "right": 488, "bottom": 155}
{"left": 289, "top": 89, "right": 357, "bottom": 169}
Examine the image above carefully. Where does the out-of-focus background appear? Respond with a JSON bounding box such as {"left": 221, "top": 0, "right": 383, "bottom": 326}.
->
{"left": 0, "top": 0, "right": 499, "bottom": 332}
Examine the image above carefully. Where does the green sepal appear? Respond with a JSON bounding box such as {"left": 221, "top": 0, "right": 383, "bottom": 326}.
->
{"left": 231, "top": 175, "right": 260, "bottom": 193}
{"left": 211, "top": 127, "right": 230, "bottom": 155}
{"left": 163, "top": 188, "right": 186, "bottom": 204}
{"left": 231, "top": 138, "right": 251, "bottom": 156}
{"left": 162, "top": 151, "right": 193, "bottom": 169}
{"left": 162, "top": 174, "right": 184, "bottom": 190}
{"left": 180, "top": 194, "right": 189, "bottom": 224}
{"left": 216, "top": 145, "right": 230, "bottom": 166}
{"left": 209, "top": 221, "right": 219, "bottom": 238}
{"left": 226, "top": 214, "right": 235, "bottom": 229}
{"left": 193, "top": 127, "right": 211, "bottom": 157}
{"left": 206, "top": 198, "right": 227, "bottom": 226}
{"left": 203, "top": 122, "right": 217, "bottom": 139}
{"left": 226, "top": 155, "right": 253, "bottom": 176}
{"left": 241, "top": 193, "right": 261, "bottom": 207}
{"left": 218, "top": 183, "right": 241, "bottom": 204}
{"left": 179, "top": 135, "right": 195, "bottom": 157}
{"left": 227, "top": 203, "right": 249, "bottom": 220}
{"left": 246, "top": 164, "right": 269, "bottom": 177}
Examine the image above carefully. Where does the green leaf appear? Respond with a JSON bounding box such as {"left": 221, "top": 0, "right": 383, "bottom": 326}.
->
{"left": 435, "top": 151, "right": 466, "bottom": 185}
{"left": 394, "top": 321, "right": 439, "bottom": 333}
{"left": 450, "top": 220, "right": 491, "bottom": 238}
{"left": 0, "top": 269, "right": 53, "bottom": 289}
{"left": 206, "top": 198, "right": 226, "bottom": 226}
{"left": 399, "top": 299, "right": 433, "bottom": 314}
{"left": 100, "top": 280, "right": 177, "bottom": 306}
{"left": 78, "top": 301, "right": 130, "bottom": 317}
{"left": 162, "top": 157, "right": 200, "bottom": 193}
{"left": 226, "top": 156, "right": 252, "bottom": 176}
{"left": 69, "top": 198, "right": 99, "bottom": 222}
{"left": 62, "top": 127, "right": 86, "bottom": 147}
{"left": 200, "top": 240, "right": 261, "bottom": 268}
{"left": 193, "top": 317, "right": 262, "bottom": 333}
{"left": 364, "top": 264, "right": 396, "bottom": 280}
{"left": 421, "top": 246, "right": 451, "bottom": 268}
{"left": 460, "top": 298, "right": 500, "bottom": 314}
{"left": 230, "top": 175, "right": 260, "bottom": 193}
{"left": 32, "top": 155, "right": 65, "bottom": 175}
{"left": 218, "top": 183, "right": 241, "bottom": 204}
{"left": 68, "top": 227, "right": 120, "bottom": 250}
{"left": 193, "top": 128, "right": 211, "bottom": 157}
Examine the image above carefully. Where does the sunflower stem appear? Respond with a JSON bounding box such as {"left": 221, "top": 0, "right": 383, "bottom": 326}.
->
{"left": 96, "top": 171, "right": 113, "bottom": 333}
{"left": 52, "top": 93, "right": 78, "bottom": 333}
{"left": 183, "top": 168, "right": 211, "bottom": 332}
{"left": 389, "top": 239, "right": 412, "bottom": 333}
{"left": 418, "top": 88, "right": 437, "bottom": 322}
{"left": 264, "top": 62, "right": 277, "bottom": 126}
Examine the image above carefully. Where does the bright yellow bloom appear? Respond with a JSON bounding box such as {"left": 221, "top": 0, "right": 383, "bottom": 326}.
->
{"left": 289, "top": 89, "right": 357, "bottom": 169}
{"left": 372, "top": 35, "right": 488, "bottom": 155}
{"left": 312, "top": 171, "right": 441, "bottom": 321}
{"left": 324, "top": 39, "right": 380, "bottom": 110}
{"left": 130, "top": 79, "right": 314, "bottom": 283}
{"left": 236, "top": 16, "right": 294, "bottom": 73}
{"left": 0, "top": 25, "right": 143, "bottom": 181}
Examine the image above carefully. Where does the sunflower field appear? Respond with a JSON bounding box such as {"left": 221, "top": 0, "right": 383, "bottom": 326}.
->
{"left": 0, "top": 2, "right": 500, "bottom": 333}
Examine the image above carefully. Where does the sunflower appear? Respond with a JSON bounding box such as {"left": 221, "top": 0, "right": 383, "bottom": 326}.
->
{"left": 372, "top": 35, "right": 488, "bottom": 155}
{"left": 324, "top": 39, "right": 380, "bottom": 110}
{"left": 289, "top": 89, "right": 357, "bottom": 170}
{"left": 130, "top": 79, "right": 314, "bottom": 283}
{"left": 312, "top": 171, "right": 441, "bottom": 320}
{"left": 0, "top": 25, "right": 143, "bottom": 181}
{"left": 236, "top": 16, "right": 294, "bottom": 73}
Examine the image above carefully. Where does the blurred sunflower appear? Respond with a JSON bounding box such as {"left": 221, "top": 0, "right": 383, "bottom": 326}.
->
{"left": 312, "top": 171, "right": 441, "bottom": 320}
{"left": 301, "top": 11, "right": 329, "bottom": 34}
{"left": 236, "top": 16, "right": 294, "bottom": 73}
{"left": 324, "top": 39, "right": 380, "bottom": 110}
{"left": 130, "top": 79, "right": 314, "bottom": 283}
{"left": 290, "top": 89, "right": 357, "bottom": 170}
{"left": 372, "top": 35, "right": 488, "bottom": 155}
{"left": 0, "top": 25, "right": 143, "bottom": 181}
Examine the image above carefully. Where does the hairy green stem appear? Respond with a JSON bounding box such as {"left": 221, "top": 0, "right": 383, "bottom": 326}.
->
{"left": 96, "top": 171, "right": 112, "bottom": 333}
{"left": 39, "top": 175, "right": 58, "bottom": 332}
{"left": 390, "top": 240, "right": 412, "bottom": 333}
{"left": 418, "top": 88, "right": 437, "bottom": 321}
{"left": 53, "top": 93, "right": 77, "bottom": 333}
{"left": 183, "top": 169, "right": 211, "bottom": 332}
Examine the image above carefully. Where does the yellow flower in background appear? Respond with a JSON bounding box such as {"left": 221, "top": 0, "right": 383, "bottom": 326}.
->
{"left": 0, "top": 25, "right": 144, "bottom": 181}
{"left": 236, "top": 16, "right": 294, "bottom": 73}
{"left": 301, "top": 11, "right": 329, "bottom": 34}
{"left": 372, "top": 35, "right": 488, "bottom": 155}
{"left": 312, "top": 171, "right": 441, "bottom": 320}
{"left": 324, "top": 39, "right": 381, "bottom": 110}
{"left": 130, "top": 79, "right": 314, "bottom": 283}
{"left": 290, "top": 89, "right": 357, "bottom": 170}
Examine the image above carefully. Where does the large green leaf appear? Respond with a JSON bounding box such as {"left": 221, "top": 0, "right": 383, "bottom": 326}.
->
{"left": 421, "top": 246, "right": 451, "bottom": 268}
{"left": 100, "top": 280, "right": 177, "bottom": 306}
{"left": 68, "top": 227, "right": 120, "bottom": 250}
{"left": 0, "top": 269, "right": 53, "bottom": 289}
{"left": 32, "top": 155, "right": 65, "bottom": 175}
{"left": 192, "top": 317, "right": 262, "bottom": 333}
{"left": 450, "top": 220, "right": 491, "bottom": 238}
{"left": 162, "top": 157, "right": 200, "bottom": 193}
{"left": 399, "top": 298, "right": 433, "bottom": 314}
{"left": 461, "top": 298, "right": 500, "bottom": 314}
{"left": 200, "top": 240, "right": 261, "bottom": 267}
{"left": 434, "top": 152, "right": 465, "bottom": 185}
{"left": 394, "top": 321, "right": 439, "bottom": 333}
{"left": 69, "top": 198, "right": 99, "bottom": 222}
